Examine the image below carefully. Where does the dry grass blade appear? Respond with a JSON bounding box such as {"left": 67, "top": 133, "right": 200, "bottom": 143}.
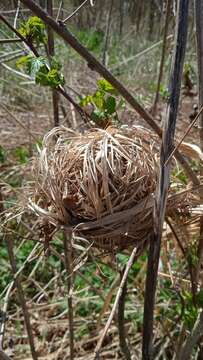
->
{"left": 26, "top": 125, "right": 199, "bottom": 256}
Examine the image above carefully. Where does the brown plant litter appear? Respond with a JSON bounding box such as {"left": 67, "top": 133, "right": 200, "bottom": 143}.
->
{"left": 28, "top": 125, "right": 199, "bottom": 253}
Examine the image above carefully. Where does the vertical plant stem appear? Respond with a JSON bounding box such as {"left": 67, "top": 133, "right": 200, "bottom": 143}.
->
{"left": 119, "top": 0, "right": 124, "bottom": 37}
{"left": 93, "top": 247, "right": 137, "bottom": 360}
{"left": 148, "top": 0, "right": 156, "bottom": 41}
{"left": 1, "top": 188, "right": 37, "bottom": 359}
{"left": 152, "top": 0, "right": 171, "bottom": 115}
{"left": 0, "top": 282, "right": 14, "bottom": 350}
{"left": 63, "top": 231, "right": 74, "bottom": 360}
{"left": 102, "top": 0, "right": 114, "bottom": 66}
{"left": 118, "top": 269, "right": 131, "bottom": 360}
{"left": 46, "top": 0, "right": 60, "bottom": 127}
{"left": 194, "top": 0, "right": 203, "bottom": 292}
{"left": 56, "top": 0, "right": 64, "bottom": 21}
{"left": 142, "top": 1, "right": 189, "bottom": 359}
{"left": 6, "top": 236, "right": 38, "bottom": 360}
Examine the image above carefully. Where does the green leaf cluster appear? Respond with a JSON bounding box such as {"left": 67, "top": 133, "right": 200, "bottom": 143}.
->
{"left": 18, "top": 16, "right": 47, "bottom": 46}
{"left": 16, "top": 55, "right": 65, "bottom": 88}
{"left": 80, "top": 79, "right": 124, "bottom": 127}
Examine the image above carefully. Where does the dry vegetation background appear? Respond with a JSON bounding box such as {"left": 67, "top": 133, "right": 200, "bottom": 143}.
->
{"left": 0, "top": 1, "right": 203, "bottom": 359}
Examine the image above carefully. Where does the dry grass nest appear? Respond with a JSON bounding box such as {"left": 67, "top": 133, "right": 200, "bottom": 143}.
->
{"left": 29, "top": 126, "right": 199, "bottom": 253}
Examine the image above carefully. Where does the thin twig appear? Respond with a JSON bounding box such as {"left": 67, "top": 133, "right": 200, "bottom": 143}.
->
{"left": 13, "top": 0, "right": 20, "bottom": 29}
{"left": 56, "top": 0, "right": 63, "bottom": 21}
{"left": 62, "top": 0, "right": 89, "bottom": 24}
{"left": 46, "top": 0, "right": 60, "bottom": 127}
{"left": 63, "top": 231, "right": 74, "bottom": 360}
{"left": 102, "top": 0, "right": 114, "bottom": 66}
{"left": 93, "top": 247, "right": 138, "bottom": 360}
{"left": 0, "top": 14, "right": 38, "bottom": 56}
{"left": 152, "top": 0, "right": 171, "bottom": 115}
{"left": 111, "top": 35, "right": 173, "bottom": 71}
{"left": 165, "top": 104, "right": 203, "bottom": 166}
{"left": 117, "top": 269, "right": 131, "bottom": 360}
{"left": 5, "top": 235, "right": 38, "bottom": 360}
{"left": 0, "top": 103, "right": 37, "bottom": 141}
{"left": 0, "top": 38, "right": 22, "bottom": 43}
{"left": 0, "top": 282, "right": 14, "bottom": 350}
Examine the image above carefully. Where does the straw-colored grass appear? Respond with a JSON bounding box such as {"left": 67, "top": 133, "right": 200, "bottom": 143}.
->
{"left": 29, "top": 126, "right": 199, "bottom": 252}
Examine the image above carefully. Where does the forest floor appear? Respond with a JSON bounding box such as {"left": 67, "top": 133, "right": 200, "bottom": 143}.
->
{"left": 0, "top": 89, "right": 199, "bottom": 150}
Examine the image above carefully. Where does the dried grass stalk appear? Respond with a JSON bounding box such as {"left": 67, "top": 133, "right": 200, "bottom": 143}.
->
{"left": 28, "top": 126, "right": 198, "bottom": 252}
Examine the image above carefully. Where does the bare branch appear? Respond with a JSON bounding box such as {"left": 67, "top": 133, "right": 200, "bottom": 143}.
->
{"left": 62, "top": 0, "right": 89, "bottom": 24}
{"left": 0, "top": 38, "right": 22, "bottom": 43}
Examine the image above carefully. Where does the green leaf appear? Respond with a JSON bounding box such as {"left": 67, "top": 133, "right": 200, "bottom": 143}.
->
{"left": 18, "top": 16, "right": 47, "bottom": 46}
{"left": 92, "top": 91, "right": 104, "bottom": 110}
{"left": 35, "top": 65, "right": 65, "bottom": 88}
{"left": 50, "top": 57, "right": 62, "bottom": 71}
{"left": 16, "top": 55, "right": 30, "bottom": 69}
{"left": 79, "top": 95, "right": 92, "bottom": 107}
{"left": 16, "top": 55, "right": 47, "bottom": 77}
{"left": 104, "top": 96, "right": 116, "bottom": 115}
{"left": 17, "top": 54, "right": 64, "bottom": 88}
{"left": 46, "top": 68, "right": 65, "bottom": 88}
{"left": 28, "top": 57, "right": 47, "bottom": 77}
{"left": 35, "top": 64, "right": 49, "bottom": 86}
{"left": 96, "top": 79, "right": 118, "bottom": 95}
